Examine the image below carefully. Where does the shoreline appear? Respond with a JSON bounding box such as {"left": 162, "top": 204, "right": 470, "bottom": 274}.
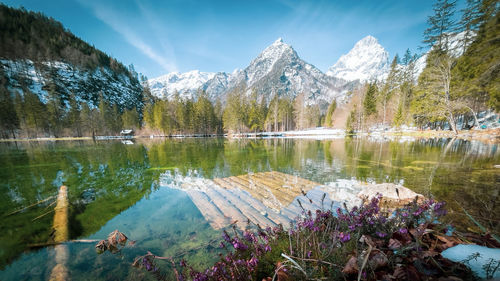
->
{"left": 1, "top": 128, "right": 498, "bottom": 143}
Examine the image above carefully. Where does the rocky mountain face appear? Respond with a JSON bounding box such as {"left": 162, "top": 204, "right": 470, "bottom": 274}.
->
{"left": 227, "top": 38, "right": 355, "bottom": 106}
{"left": 326, "top": 35, "right": 389, "bottom": 82}
{"left": 1, "top": 59, "right": 143, "bottom": 109}
{"left": 149, "top": 38, "right": 357, "bottom": 107}
{"left": 0, "top": 4, "right": 143, "bottom": 110}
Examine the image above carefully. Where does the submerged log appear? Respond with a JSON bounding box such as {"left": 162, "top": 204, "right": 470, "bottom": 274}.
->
{"left": 237, "top": 174, "right": 296, "bottom": 206}
{"left": 185, "top": 189, "right": 229, "bottom": 229}
{"left": 230, "top": 189, "right": 290, "bottom": 226}
{"left": 215, "top": 188, "right": 276, "bottom": 227}
{"left": 49, "top": 185, "right": 70, "bottom": 281}
{"left": 220, "top": 177, "right": 279, "bottom": 209}
{"left": 204, "top": 189, "right": 249, "bottom": 229}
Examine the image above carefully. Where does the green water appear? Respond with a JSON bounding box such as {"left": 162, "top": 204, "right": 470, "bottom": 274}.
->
{"left": 0, "top": 137, "right": 498, "bottom": 280}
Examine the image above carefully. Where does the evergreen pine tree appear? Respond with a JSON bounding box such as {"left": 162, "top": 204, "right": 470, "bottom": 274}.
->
{"left": 0, "top": 87, "right": 19, "bottom": 138}
{"left": 97, "top": 93, "right": 109, "bottom": 135}
{"left": 346, "top": 107, "right": 357, "bottom": 134}
{"left": 324, "top": 100, "right": 337, "bottom": 127}
{"left": 248, "top": 90, "right": 264, "bottom": 133}
{"left": 363, "top": 82, "right": 378, "bottom": 118}
{"left": 46, "top": 83, "right": 64, "bottom": 137}
{"left": 66, "top": 95, "right": 82, "bottom": 137}
{"left": 456, "top": 0, "right": 482, "bottom": 53}
{"left": 23, "top": 90, "right": 46, "bottom": 137}
{"left": 214, "top": 99, "right": 224, "bottom": 134}
{"left": 453, "top": 2, "right": 499, "bottom": 111}
{"left": 380, "top": 55, "right": 399, "bottom": 125}
{"left": 223, "top": 89, "right": 248, "bottom": 133}
{"left": 393, "top": 101, "right": 404, "bottom": 128}
{"left": 423, "top": 0, "right": 458, "bottom": 51}
{"left": 80, "top": 103, "right": 98, "bottom": 138}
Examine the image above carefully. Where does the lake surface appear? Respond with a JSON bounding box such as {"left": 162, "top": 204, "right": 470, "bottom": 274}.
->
{"left": 0, "top": 137, "right": 498, "bottom": 280}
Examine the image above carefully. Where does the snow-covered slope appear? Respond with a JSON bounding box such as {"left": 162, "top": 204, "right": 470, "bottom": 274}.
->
{"left": 327, "top": 35, "right": 389, "bottom": 82}
{"left": 228, "top": 38, "right": 354, "bottom": 106}
{"left": 149, "top": 38, "right": 356, "bottom": 107}
{"left": 1, "top": 59, "right": 143, "bottom": 108}
{"left": 149, "top": 70, "right": 216, "bottom": 99}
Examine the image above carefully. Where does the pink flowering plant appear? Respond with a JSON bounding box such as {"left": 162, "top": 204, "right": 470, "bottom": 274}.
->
{"left": 101, "top": 194, "right": 483, "bottom": 280}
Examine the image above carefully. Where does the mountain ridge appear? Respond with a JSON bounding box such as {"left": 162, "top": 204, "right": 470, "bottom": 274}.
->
{"left": 148, "top": 37, "right": 359, "bottom": 107}
{"left": 326, "top": 35, "right": 390, "bottom": 82}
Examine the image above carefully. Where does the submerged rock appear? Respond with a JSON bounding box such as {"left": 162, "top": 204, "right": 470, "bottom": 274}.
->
{"left": 357, "top": 183, "right": 425, "bottom": 209}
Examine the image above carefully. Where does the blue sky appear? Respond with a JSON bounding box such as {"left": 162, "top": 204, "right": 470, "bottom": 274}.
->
{"left": 3, "top": 0, "right": 447, "bottom": 78}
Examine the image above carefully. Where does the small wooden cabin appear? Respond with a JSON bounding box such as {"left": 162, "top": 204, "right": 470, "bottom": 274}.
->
{"left": 120, "top": 129, "right": 134, "bottom": 136}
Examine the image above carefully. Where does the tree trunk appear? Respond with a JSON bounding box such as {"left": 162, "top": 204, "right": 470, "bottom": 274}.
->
{"left": 464, "top": 105, "right": 479, "bottom": 129}
{"left": 382, "top": 99, "right": 387, "bottom": 126}
{"left": 447, "top": 113, "right": 458, "bottom": 134}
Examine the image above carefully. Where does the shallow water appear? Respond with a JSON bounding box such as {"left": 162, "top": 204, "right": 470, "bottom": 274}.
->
{"left": 0, "top": 137, "right": 498, "bottom": 280}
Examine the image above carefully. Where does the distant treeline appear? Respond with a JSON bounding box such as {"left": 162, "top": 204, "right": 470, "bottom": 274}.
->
{"left": 142, "top": 89, "right": 335, "bottom": 136}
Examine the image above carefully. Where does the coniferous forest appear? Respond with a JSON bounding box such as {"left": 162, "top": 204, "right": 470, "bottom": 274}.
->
{"left": 0, "top": 0, "right": 499, "bottom": 139}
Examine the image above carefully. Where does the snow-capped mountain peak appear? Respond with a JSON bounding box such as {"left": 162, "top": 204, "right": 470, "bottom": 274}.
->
{"left": 327, "top": 35, "right": 389, "bottom": 82}
{"left": 148, "top": 70, "right": 217, "bottom": 99}
{"left": 355, "top": 35, "right": 379, "bottom": 47}
{"left": 149, "top": 37, "right": 355, "bottom": 106}
{"left": 243, "top": 38, "right": 298, "bottom": 86}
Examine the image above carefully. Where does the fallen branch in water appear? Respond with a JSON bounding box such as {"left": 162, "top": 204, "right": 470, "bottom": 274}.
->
{"left": 4, "top": 196, "right": 55, "bottom": 217}
{"left": 32, "top": 209, "right": 54, "bottom": 221}
{"left": 28, "top": 239, "right": 100, "bottom": 248}
{"left": 456, "top": 200, "right": 500, "bottom": 244}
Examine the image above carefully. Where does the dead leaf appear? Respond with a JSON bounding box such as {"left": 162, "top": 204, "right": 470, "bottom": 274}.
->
{"left": 392, "top": 266, "right": 405, "bottom": 279}
{"left": 342, "top": 255, "right": 358, "bottom": 275}
{"left": 437, "top": 277, "right": 463, "bottom": 281}
{"left": 388, "top": 238, "right": 403, "bottom": 250}
{"left": 436, "top": 235, "right": 455, "bottom": 250}
{"left": 421, "top": 250, "right": 439, "bottom": 258}
{"left": 369, "top": 250, "right": 388, "bottom": 270}
{"left": 405, "top": 265, "right": 421, "bottom": 281}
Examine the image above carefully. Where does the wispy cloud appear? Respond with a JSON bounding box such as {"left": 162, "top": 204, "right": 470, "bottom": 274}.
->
{"left": 77, "top": 0, "right": 177, "bottom": 73}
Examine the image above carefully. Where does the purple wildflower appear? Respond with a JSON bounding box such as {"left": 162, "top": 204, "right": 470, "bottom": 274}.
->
{"left": 142, "top": 257, "right": 153, "bottom": 271}
{"left": 264, "top": 244, "right": 271, "bottom": 252}
{"left": 243, "top": 231, "right": 256, "bottom": 243}
{"left": 247, "top": 256, "right": 258, "bottom": 268}
{"left": 222, "top": 231, "right": 231, "bottom": 242}
{"left": 339, "top": 232, "right": 350, "bottom": 243}
{"left": 399, "top": 228, "right": 408, "bottom": 234}
{"left": 434, "top": 201, "right": 447, "bottom": 216}
{"left": 413, "top": 208, "right": 424, "bottom": 216}
{"left": 376, "top": 231, "right": 387, "bottom": 238}
{"left": 307, "top": 251, "right": 312, "bottom": 258}
{"left": 232, "top": 238, "right": 248, "bottom": 251}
